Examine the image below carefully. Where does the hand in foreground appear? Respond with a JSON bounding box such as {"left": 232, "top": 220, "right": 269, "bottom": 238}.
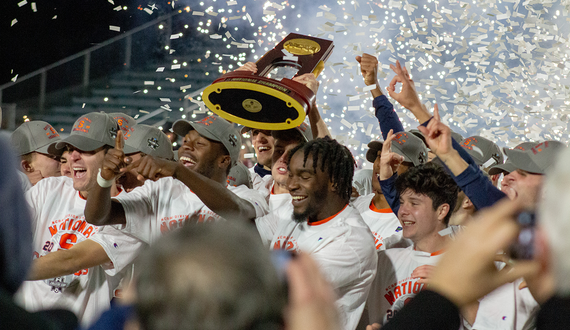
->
{"left": 379, "top": 129, "right": 404, "bottom": 180}
{"left": 285, "top": 253, "right": 340, "bottom": 330}
{"left": 387, "top": 60, "right": 422, "bottom": 112}
{"left": 356, "top": 53, "right": 379, "bottom": 86}
{"left": 428, "top": 199, "right": 540, "bottom": 308}
{"left": 122, "top": 155, "right": 179, "bottom": 182}
{"left": 101, "top": 130, "right": 129, "bottom": 180}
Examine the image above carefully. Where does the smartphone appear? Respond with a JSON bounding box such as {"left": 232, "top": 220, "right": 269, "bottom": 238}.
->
{"left": 509, "top": 211, "right": 536, "bottom": 260}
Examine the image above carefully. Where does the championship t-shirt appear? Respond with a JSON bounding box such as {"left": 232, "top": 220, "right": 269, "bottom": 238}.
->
{"left": 115, "top": 177, "right": 269, "bottom": 245}
{"left": 352, "top": 194, "right": 405, "bottom": 250}
{"left": 367, "top": 245, "right": 443, "bottom": 325}
{"left": 257, "top": 204, "right": 377, "bottom": 330}
{"left": 16, "top": 176, "right": 143, "bottom": 327}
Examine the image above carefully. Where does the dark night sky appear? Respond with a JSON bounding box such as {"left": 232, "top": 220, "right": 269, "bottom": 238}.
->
{"left": 0, "top": 0, "right": 169, "bottom": 84}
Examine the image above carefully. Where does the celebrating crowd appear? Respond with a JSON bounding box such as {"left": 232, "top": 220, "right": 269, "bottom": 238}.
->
{"left": 1, "top": 50, "right": 569, "bottom": 330}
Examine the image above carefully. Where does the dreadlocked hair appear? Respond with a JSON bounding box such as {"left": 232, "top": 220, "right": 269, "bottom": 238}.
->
{"left": 287, "top": 136, "right": 355, "bottom": 203}
{"left": 395, "top": 162, "right": 459, "bottom": 226}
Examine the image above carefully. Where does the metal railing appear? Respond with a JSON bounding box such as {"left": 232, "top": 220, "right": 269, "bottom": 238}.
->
{"left": 0, "top": 10, "right": 182, "bottom": 114}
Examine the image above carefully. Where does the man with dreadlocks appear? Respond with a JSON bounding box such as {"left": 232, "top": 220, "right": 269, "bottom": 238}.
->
{"left": 256, "top": 137, "right": 377, "bottom": 330}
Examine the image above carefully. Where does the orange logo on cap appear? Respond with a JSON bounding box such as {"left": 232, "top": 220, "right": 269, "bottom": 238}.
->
{"left": 461, "top": 137, "right": 478, "bottom": 150}
{"left": 198, "top": 116, "right": 216, "bottom": 126}
{"left": 531, "top": 142, "right": 548, "bottom": 155}
{"left": 393, "top": 132, "right": 407, "bottom": 145}
{"left": 73, "top": 117, "right": 92, "bottom": 133}
{"left": 44, "top": 125, "right": 60, "bottom": 139}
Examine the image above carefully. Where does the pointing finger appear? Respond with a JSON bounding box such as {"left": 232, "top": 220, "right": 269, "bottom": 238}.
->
{"left": 115, "top": 130, "right": 124, "bottom": 151}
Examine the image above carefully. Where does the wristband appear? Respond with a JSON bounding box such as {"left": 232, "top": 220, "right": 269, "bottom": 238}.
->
{"left": 97, "top": 169, "right": 114, "bottom": 188}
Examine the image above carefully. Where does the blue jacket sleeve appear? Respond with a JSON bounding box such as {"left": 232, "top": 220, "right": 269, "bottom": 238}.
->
{"left": 379, "top": 174, "right": 400, "bottom": 216}
{"left": 373, "top": 95, "right": 405, "bottom": 139}
{"left": 420, "top": 118, "right": 506, "bottom": 210}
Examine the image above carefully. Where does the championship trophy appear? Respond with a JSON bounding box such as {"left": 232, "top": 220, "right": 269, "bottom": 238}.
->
{"left": 202, "top": 33, "right": 334, "bottom": 130}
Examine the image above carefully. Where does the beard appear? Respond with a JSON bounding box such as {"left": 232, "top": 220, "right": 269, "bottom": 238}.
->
{"left": 292, "top": 209, "right": 309, "bottom": 223}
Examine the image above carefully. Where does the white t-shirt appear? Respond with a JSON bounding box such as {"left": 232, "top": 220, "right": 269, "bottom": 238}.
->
{"left": 257, "top": 204, "right": 377, "bottom": 330}
{"left": 472, "top": 277, "right": 539, "bottom": 330}
{"left": 114, "top": 177, "right": 269, "bottom": 245}
{"left": 249, "top": 166, "right": 274, "bottom": 192}
{"left": 367, "top": 246, "right": 444, "bottom": 325}
{"left": 16, "top": 176, "right": 143, "bottom": 327}
{"left": 352, "top": 194, "right": 406, "bottom": 251}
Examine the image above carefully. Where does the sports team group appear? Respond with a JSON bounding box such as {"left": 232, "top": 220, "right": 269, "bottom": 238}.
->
{"left": 3, "top": 54, "right": 569, "bottom": 330}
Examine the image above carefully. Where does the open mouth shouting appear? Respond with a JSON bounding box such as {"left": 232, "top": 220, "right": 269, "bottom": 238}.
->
{"left": 72, "top": 167, "right": 87, "bottom": 179}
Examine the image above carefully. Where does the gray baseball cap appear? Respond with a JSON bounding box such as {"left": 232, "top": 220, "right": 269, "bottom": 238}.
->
{"left": 499, "top": 141, "right": 566, "bottom": 175}
{"left": 460, "top": 136, "right": 504, "bottom": 168}
{"left": 172, "top": 115, "right": 241, "bottom": 165}
{"left": 109, "top": 112, "right": 137, "bottom": 137}
{"left": 226, "top": 162, "right": 253, "bottom": 188}
{"left": 11, "top": 120, "right": 61, "bottom": 155}
{"left": 123, "top": 124, "right": 174, "bottom": 160}
{"left": 366, "top": 131, "right": 428, "bottom": 166}
{"left": 49, "top": 112, "right": 119, "bottom": 156}
{"left": 489, "top": 141, "right": 543, "bottom": 175}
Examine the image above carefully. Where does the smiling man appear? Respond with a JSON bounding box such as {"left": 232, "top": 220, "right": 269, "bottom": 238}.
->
{"left": 16, "top": 112, "right": 143, "bottom": 327}
{"left": 241, "top": 127, "right": 274, "bottom": 180}
{"left": 366, "top": 162, "right": 459, "bottom": 326}
{"left": 256, "top": 137, "right": 377, "bottom": 330}
{"left": 83, "top": 115, "right": 268, "bottom": 245}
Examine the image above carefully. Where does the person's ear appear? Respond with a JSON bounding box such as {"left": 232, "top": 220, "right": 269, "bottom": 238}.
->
{"left": 462, "top": 197, "right": 473, "bottom": 210}
{"left": 21, "top": 159, "right": 34, "bottom": 173}
{"left": 218, "top": 155, "right": 232, "bottom": 170}
{"left": 328, "top": 176, "right": 338, "bottom": 193}
{"left": 437, "top": 203, "right": 450, "bottom": 222}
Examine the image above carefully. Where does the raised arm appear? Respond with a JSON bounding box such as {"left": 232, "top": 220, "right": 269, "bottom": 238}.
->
{"left": 357, "top": 54, "right": 404, "bottom": 139}
{"left": 292, "top": 73, "right": 331, "bottom": 139}
{"left": 387, "top": 61, "right": 432, "bottom": 123}
{"left": 85, "top": 132, "right": 127, "bottom": 225}
{"left": 378, "top": 130, "right": 404, "bottom": 214}
{"left": 418, "top": 107, "right": 506, "bottom": 210}
{"left": 124, "top": 156, "right": 261, "bottom": 222}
